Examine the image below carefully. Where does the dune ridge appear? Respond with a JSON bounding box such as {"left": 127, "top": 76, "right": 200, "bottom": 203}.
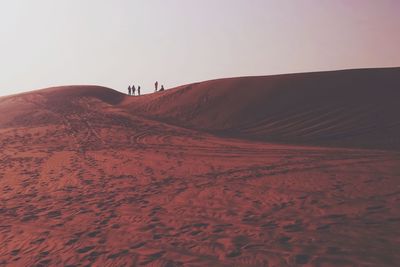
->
{"left": 123, "top": 67, "right": 400, "bottom": 150}
{"left": 3, "top": 67, "right": 399, "bottom": 151}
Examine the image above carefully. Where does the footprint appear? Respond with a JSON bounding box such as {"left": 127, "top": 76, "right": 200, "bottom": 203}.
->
{"left": 130, "top": 242, "right": 146, "bottom": 249}
{"left": 326, "top": 246, "right": 342, "bottom": 254}
{"left": 226, "top": 249, "right": 241, "bottom": 258}
{"left": 107, "top": 249, "right": 129, "bottom": 259}
{"left": 325, "top": 214, "right": 346, "bottom": 220}
{"left": 278, "top": 236, "right": 291, "bottom": 243}
{"left": 283, "top": 222, "right": 303, "bottom": 232}
{"left": 261, "top": 221, "right": 278, "bottom": 229}
{"left": 65, "top": 238, "right": 79, "bottom": 246}
{"left": 76, "top": 246, "right": 95, "bottom": 254}
{"left": 140, "top": 251, "right": 166, "bottom": 265}
{"left": 47, "top": 210, "right": 62, "bottom": 218}
{"left": 36, "top": 259, "right": 51, "bottom": 266}
{"left": 295, "top": 254, "right": 310, "bottom": 264}
{"left": 232, "top": 235, "right": 249, "bottom": 248}
{"left": 87, "top": 230, "right": 101, "bottom": 238}
{"left": 11, "top": 249, "right": 20, "bottom": 256}
{"left": 31, "top": 238, "right": 46, "bottom": 245}
{"left": 366, "top": 205, "right": 384, "bottom": 211}
{"left": 316, "top": 224, "right": 331, "bottom": 231}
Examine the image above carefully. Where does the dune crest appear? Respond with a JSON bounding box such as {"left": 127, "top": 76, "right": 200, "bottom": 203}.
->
{"left": 123, "top": 67, "right": 400, "bottom": 150}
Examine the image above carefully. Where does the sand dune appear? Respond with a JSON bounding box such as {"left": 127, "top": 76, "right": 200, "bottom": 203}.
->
{"left": 123, "top": 67, "right": 400, "bottom": 150}
{"left": 0, "top": 68, "right": 400, "bottom": 266}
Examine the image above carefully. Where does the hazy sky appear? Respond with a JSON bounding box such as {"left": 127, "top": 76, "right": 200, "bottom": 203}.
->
{"left": 1, "top": 0, "right": 399, "bottom": 96}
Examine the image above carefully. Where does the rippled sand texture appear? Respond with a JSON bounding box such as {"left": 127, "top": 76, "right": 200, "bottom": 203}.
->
{"left": 1, "top": 68, "right": 400, "bottom": 266}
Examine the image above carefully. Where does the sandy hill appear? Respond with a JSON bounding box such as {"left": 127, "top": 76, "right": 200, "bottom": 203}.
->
{"left": 0, "top": 85, "right": 125, "bottom": 128}
{"left": 123, "top": 67, "right": 400, "bottom": 150}
{"left": 2, "top": 67, "right": 399, "bottom": 150}
{"left": 1, "top": 70, "right": 400, "bottom": 266}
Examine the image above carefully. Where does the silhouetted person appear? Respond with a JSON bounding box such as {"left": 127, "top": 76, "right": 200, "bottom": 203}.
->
{"left": 138, "top": 86, "right": 141, "bottom": 96}
{"left": 132, "top": 85, "right": 136, "bottom": 96}
{"left": 160, "top": 85, "right": 165, "bottom": 91}
{"left": 155, "top": 81, "right": 158, "bottom": 92}
{"left": 128, "top": 85, "right": 132, "bottom": 95}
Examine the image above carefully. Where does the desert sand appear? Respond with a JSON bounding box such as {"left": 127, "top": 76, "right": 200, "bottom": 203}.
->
{"left": 0, "top": 68, "right": 400, "bottom": 266}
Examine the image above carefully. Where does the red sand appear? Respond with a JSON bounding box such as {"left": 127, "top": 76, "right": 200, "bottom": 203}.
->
{"left": 0, "top": 68, "right": 400, "bottom": 266}
{"left": 124, "top": 67, "right": 400, "bottom": 151}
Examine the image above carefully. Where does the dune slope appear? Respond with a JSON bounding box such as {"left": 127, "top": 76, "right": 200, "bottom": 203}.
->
{"left": 123, "top": 67, "right": 400, "bottom": 150}
{"left": 0, "top": 73, "right": 399, "bottom": 266}
{"left": 0, "top": 85, "right": 125, "bottom": 129}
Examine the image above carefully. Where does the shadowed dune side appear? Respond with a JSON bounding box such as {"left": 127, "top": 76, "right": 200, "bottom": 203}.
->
{"left": 122, "top": 67, "right": 400, "bottom": 151}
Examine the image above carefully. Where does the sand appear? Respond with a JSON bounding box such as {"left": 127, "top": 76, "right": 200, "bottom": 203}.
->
{"left": 0, "top": 68, "right": 400, "bottom": 266}
{"left": 124, "top": 67, "right": 400, "bottom": 151}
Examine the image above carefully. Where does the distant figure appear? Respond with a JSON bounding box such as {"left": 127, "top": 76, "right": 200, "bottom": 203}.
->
{"left": 160, "top": 85, "right": 165, "bottom": 91}
{"left": 155, "top": 81, "right": 158, "bottom": 92}
{"left": 128, "top": 85, "right": 132, "bottom": 95}
{"left": 132, "top": 85, "right": 136, "bottom": 96}
{"left": 138, "top": 86, "right": 141, "bottom": 96}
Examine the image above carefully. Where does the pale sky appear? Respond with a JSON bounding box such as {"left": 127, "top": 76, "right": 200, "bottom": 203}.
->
{"left": 1, "top": 0, "right": 399, "bottom": 96}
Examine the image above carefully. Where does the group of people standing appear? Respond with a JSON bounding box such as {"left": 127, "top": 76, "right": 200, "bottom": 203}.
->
{"left": 127, "top": 81, "right": 165, "bottom": 96}
{"left": 127, "top": 85, "right": 140, "bottom": 96}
